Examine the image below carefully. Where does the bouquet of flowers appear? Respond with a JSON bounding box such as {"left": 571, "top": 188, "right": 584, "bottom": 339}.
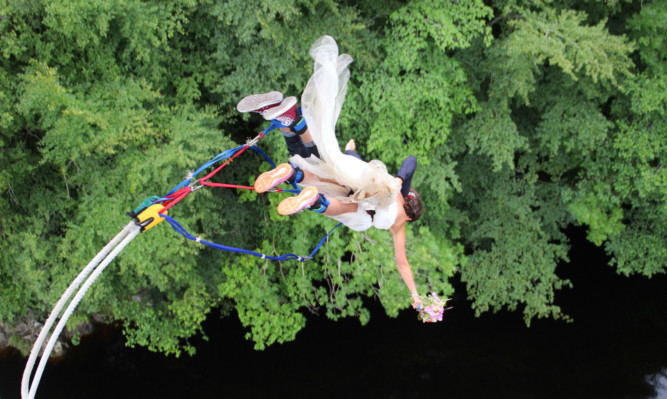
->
{"left": 417, "top": 292, "right": 451, "bottom": 323}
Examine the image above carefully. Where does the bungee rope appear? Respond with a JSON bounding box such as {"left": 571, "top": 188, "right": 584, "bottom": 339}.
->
{"left": 21, "top": 121, "right": 343, "bottom": 399}
{"left": 22, "top": 222, "right": 141, "bottom": 399}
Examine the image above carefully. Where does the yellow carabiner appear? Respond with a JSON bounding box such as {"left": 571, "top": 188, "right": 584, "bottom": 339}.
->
{"left": 136, "top": 204, "right": 167, "bottom": 232}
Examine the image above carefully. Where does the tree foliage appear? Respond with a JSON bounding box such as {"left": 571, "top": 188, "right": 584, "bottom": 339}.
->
{"left": 1, "top": 0, "right": 664, "bottom": 353}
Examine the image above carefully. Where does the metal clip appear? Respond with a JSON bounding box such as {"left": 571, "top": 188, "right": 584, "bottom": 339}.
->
{"left": 189, "top": 182, "right": 205, "bottom": 192}
{"left": 135, "top": 204, "right": 167, "bottom": 232}
{"left": 245, "top": 132, "right": 265, "bottom": 148}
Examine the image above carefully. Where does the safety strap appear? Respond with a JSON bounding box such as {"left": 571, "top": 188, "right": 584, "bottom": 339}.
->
{"left": 139, "top": 121, "right": 340, "bottom": 262}
{"left": 161, "top": 214, "right": 342, "bottom": 262}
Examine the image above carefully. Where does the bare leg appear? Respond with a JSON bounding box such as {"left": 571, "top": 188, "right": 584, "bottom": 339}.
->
{"left": 279, "top": 126, "right": 354, "bottom": 216}
{"left": 299, "top": 168, "right": 342, "bottom": 186}
{"left": 323, "top": 196, "right": 358, "bottom": 217}
{"left": 281, "top": 168, "right": 356, "bottom": 216}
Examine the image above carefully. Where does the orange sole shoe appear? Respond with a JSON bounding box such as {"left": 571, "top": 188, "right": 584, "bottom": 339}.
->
{"left": 277, "top": 186, "right": 319, "bottom": 216}
{"left": 254, "top": 163, "right": 294, "bottom": 193}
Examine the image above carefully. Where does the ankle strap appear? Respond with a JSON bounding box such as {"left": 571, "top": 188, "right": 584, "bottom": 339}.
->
{"left": 289, "top": 117, "right": 306, "bottom": 134}
{"left": 290, "top": 107, "right": 308, "bottom": 134}
{"left": 310, "top": 193, "right": 329, "bottom": 213}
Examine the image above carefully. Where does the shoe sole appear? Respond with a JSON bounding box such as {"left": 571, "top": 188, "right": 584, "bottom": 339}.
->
{"left": 262, "top": 96, "right": 297, "bottom": 120}
{"left": 237, "top": 91, "right": 283, "bottom": 113}
{"left": 254, "top": 163, "right": 294, "bottom": 193}
{"left": 277, "top": 186, "right": 319, "bottom": 216}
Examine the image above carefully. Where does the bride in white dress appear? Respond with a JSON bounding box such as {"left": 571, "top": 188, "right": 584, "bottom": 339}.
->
{"left": 237, "top": 36, "right": 424, "bottom": 309}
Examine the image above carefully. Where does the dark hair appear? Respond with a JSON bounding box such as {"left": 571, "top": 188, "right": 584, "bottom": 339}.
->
{"left": 403, "top": 188, "right": 423, "bottom": 221}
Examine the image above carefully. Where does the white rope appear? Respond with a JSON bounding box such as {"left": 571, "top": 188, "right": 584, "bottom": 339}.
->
{"left": 21, "top": 222, "right": 135, "bottom": 398}
{"left": 22, "top": 222, "right": 141, "bottom": 399}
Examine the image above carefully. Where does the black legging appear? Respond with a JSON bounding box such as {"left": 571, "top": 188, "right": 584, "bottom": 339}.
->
{"left": 283, "top": 134, "right": 320, "bottom": 159}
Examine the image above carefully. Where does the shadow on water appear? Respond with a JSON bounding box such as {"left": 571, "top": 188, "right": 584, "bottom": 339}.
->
{"left": 1, "top": 227, "right": 666, "bottom": 399}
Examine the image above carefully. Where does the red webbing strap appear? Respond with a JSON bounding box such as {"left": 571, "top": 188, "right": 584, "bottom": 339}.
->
{"left": 201, "top": 181, "right": 284, "bottom": 192}
{"left": 198, "top": 133, "right": 265, "bottom": 185}
{"left": 160, "top": 187, "right": 192, "bottom": 213}
{"left": 155, "top": 131, "right": 270, "bottom": 215}
{"left": 201, "top": 182, "right": 254, "bottom": 190}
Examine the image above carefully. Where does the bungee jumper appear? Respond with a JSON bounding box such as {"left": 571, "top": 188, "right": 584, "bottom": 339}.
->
{"left": 21, "top": 35, "right": 446, "bottom": 399}
{"left": 237, "top": 36, "right": 425, "bottom": 310}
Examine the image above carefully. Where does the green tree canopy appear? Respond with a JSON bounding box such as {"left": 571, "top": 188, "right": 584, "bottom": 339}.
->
{"left": 1, "top": 0, "right": 664, "bottom": 353}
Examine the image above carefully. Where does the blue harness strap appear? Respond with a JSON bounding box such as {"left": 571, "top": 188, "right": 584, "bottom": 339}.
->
{"left": 161, "top": 214, "right": 342, "bottom": 262}
{"left": 149, "top": 120, "right": 340, "bottom": 262}
{"left": 306, "top": 222, "right": 343, "bottom": 259}
{"left": 162, "top": 121, "right": 286, "bottom": 198}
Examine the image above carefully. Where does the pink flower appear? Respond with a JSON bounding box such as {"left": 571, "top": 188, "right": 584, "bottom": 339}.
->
{"left": 415, "top": 292, "right": 450, "bottom": 323}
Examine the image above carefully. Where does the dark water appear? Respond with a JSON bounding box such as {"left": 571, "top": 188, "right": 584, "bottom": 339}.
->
{"left": 2, "top": 228, "right": 666, "bottom": 399}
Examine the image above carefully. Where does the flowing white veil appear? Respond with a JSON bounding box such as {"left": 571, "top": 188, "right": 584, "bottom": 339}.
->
{"left": 290, "top": 36, "right": 400, "bottom": 209}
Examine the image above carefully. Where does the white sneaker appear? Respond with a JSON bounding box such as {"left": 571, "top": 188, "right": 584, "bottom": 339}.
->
{"left": 262, "top": 96, "right": 297, "bottom": 124}
{"left": 236, "top": 91, "right": 283, "bottom": 113}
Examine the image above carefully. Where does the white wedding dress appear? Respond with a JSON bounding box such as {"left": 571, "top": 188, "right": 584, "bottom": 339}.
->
{"left": 289, "top": 36, "right": 401, "bottom": 231}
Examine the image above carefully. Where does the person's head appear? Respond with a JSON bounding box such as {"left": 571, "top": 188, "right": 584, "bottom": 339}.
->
{"left": 403, "top": 188, "right": 423, "bottom": 221}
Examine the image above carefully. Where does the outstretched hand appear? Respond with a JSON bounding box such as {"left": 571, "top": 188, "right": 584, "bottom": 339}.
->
{"left": 411, "top": 296, "right": 423, "bottom": 310}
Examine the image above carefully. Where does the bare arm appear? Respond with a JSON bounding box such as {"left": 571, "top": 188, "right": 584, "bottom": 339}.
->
{"left": 392, "top": 224, "right": 423, "bottom": 309}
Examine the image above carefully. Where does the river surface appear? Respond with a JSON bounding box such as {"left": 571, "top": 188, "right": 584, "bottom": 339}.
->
{"left": 1, "top": 228, "right": 666, "bottom": 399}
